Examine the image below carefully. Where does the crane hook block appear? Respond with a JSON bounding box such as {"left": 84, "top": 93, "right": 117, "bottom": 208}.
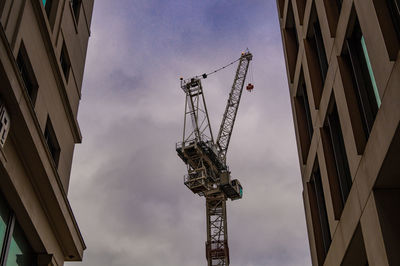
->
{"left": 202, "top": 73, "right": 207, "bottom": 79}
{"left": 246, "top": 83, "right": 254, "bottom": 92}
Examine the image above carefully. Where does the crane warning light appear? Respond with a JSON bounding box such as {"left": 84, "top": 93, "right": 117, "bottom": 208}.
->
{"left": 246, "top": 83, "right": 254, "bottom": 92}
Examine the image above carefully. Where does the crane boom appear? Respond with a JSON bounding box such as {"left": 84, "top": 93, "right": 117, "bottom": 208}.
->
{"left": 216, "top": 52, "right": 252, "bottom": 164}
{"left": 176, "top": 51, "right": 252, "bottom": 266}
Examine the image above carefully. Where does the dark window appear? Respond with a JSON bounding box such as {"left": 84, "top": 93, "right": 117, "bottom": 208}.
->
{"left": 72, "top": 0, "right": 81, "bottom": 22}
{"left": 60, "top": 42, "right": 71, "bottom": 82}
{"left": 278, "top": 0, "right": 285, "bottom": 18}
{"left": 342, "top": 17, "right": 380, "bottom": 152}
{"left": 44, "top": 117, "right": 60, "bottom": 167}
{"left": 0, "top": 193, "right": 34, "bottom": 266}
{"left": 307, "top": 163, "right": 331, "bottom": 265}
{"left": 284, "top": 0, "right": 299, "bottom": 82}
{"left": 374, "top": 189, "right": 400, "bottom": 265}
{"left": 373, "top": 0, "right": 400, "bottom": 60}
{"left": 321, "top": 104, "right": 352, "bottom": 219}
{"left": 341, "top": 225, "right": 368, "bottom": 266}
{"left": 387, "top": 0, "right": 400, "bottom": 41}
{"left": 335, "top": 0, "right": 343, "bottom": 10}
{"left": 16, "top": 42, "right": 38, "bottom": 105}
{"left": 294, "top": 70, "right": 313, "bottom": 164}
{"left": 296, "top": 0, "right": 306, "bottom": 25}
{"left": 305, "top": 3, "right": 328, "bottom": 109}
{"left": 44, "top": 0, "right": 53, "bottom": 17}
{"left": 323, "top": 0, "right": 342, "bottom": 37}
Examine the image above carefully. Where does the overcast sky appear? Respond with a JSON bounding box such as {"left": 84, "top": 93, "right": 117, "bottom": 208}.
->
{"left": 67, "top": 0, "right": 311, "bottom": 265}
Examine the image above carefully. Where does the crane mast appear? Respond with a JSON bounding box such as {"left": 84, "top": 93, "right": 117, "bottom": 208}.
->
{"left": 176, "top": 51, "right": 252, "bottom": 266}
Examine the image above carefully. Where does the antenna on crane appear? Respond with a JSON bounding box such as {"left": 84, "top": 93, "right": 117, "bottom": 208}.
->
{"left": 176, "top": 50, "right": 253, "bottom": 266}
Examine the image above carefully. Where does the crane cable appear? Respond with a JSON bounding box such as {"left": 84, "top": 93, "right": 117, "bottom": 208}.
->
{"left": 194, "top": 57, "right": 241, "bottom": 80}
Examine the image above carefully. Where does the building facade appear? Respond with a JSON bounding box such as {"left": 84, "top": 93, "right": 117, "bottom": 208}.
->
{"left": 0, "top": 0, "right": 94, "bottom": 265}
{"left": 277, "top": 0, "right": 400, "bottom": 265}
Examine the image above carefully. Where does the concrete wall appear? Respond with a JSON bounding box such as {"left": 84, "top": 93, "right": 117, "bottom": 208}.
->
{"left": 0, "top": 0, "right": 94, "bottom": 264}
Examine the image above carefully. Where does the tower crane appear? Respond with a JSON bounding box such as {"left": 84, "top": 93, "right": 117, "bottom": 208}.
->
{"left": 176, "top": 51, "right": 253, "bottom": 266}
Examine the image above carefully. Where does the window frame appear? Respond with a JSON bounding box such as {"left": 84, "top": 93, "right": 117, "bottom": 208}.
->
{"left": 0, "top": 194, "right": 34, "bottom": 266}
{"left": 60, "top": 42, "right": 71, "bottom": 83}
{"left": 16, "top": 42, "right": 38, "bottom": 106}
{"left": 294, "top": 70, "right": 313, "bottom": 164}
{"left": 304, "top": 2, "right": 328, "bottom": 109}
{"left": 71, "top": 0, "right": 81, "bottom": 24}
{"left": 307, "top": 162, "right": 331, "bottom": 265}
{"left": 345, "top": 19, "right": 379, "bottom": 138}
{"left": 44, "top": 117, "right": 61, "bottom": 168}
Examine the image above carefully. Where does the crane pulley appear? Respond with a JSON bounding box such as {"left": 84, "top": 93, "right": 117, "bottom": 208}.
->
{"left": 176, "top": 51, "right": 253, "bottom": 266}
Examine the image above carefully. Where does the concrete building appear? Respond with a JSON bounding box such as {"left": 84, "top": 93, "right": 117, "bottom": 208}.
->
{"left": 0, "top": 0, "right": 94, "bottom": 265}
{"left": 277, "top": 0, "right": 400, "bottom": 265}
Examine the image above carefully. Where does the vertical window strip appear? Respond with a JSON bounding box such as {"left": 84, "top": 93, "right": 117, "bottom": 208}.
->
{"left": 0, "top": 194, "right": 34, "bottom": 265}
{"left": 313, "top": 22, "right": 328, "bottom": 81}
{"left": 361, "top": 37, "right": 381, "bottom": 108}
{"left": 335, "top": 0, "right": 342, "bottom": 10}
{"left": 346, "top": 38, "right": 377, "bottom": 136}
{"left": 327, "top": 107, "right": 352, "bottom": 204}
{"left": 42, "top": 0, "right": 46, "bottom": 5}
{"left": 313, "top": 170, "right": 331, "bottom": 254}
{"left": 301, "top": 84, "right": 313, "bottom": 141}
{"left": 0, "top": 195, "right": 10, "bottom": 262}
{"left": 387, "top": 0, "right": 400, "bottom": 39}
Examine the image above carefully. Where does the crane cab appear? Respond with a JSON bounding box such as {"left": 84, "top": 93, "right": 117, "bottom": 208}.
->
{"left": 220, "top": 172, "right": 243, "bottom": 200}
{"left": 226, "top": 179, "right": 243, "bottom": 200}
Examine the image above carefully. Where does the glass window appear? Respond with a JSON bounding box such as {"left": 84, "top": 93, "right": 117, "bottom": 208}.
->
{"left": 5, "top": 222, "right": 34, "bottom": 266}
{"left": 305, "top": 3, "right": 328, "bottom": 109}
{"left": 44, "top": 117, "right": 60, "bottom": 167}
{"left": 16, "top": 42, "right": 38, "bottom": 106}
{"left": 361, "top": 36, "right": 381, "bottom": 108}
{"left": 72, "top": 0, "right": 81, "bottom": 21}
{"left": 0, "top": 194, "right": 10, "bottom": 251}
{"left": 387, "top": 0, "right": 400, "bottom": 40}
{"left": 307, "top": 163, "right": 331, "bottom": 265}
{"left": 44, "top": 0, "right": 53, "bottom": 17}
{"left": 60, "top": 42, "right": 71, "bottom": 82}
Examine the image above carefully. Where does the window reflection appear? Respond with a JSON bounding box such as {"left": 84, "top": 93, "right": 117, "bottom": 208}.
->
{"left": 5, "top": 220, "right": 33, "bottom": 266}
{"left": 0, "top": 194, "right": 10, "bottom": 250}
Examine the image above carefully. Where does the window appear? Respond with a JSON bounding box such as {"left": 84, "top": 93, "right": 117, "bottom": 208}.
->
{"left": 0, "top": 100, "right": 10, "bottom": 148}
{"left": 0, "top": 193, "right": 34, "bottom": 266}
{"left": 387, "top": 0, "right": 400, "bottom": 42}
{"left": 44, "top": 117, "right": 60, "bottom": 167}
{"left": 16, "top": 42, "right": 38, "bottom": 106}
{"left": 374, "top": 189, "right": 400, "bottom": 265}
{"left": 304, "top": 3, "right": 328, "bottom": 109}
{"left": 278, "top": 0, "right": 285, "bottom": 18}
{"left": 294, "top": 70, "right": 313, "bottom": 164}
{"left": 323, "top": 0, "right": 342, "bottom": 37}
{"left": 307, "top": 163, "right": 331, "bottom": 265}
{"left": 373, "top": 0, "right": 400, "bottom": 60}
{"left": 296, "top": 0, "right": 306, "bottom": 25}
{"left": 60, "top": 42, "right": 71, "bottom": 82}
{"left": 0, "top": 194, "right": 10, "bottom": 252}
{"left": 43, "top": 0, "right": 53, "bottom": 17}
{"left": 321, "top": 103, "right": 352, "bottom": 219}
{"left": 341, "top": 16, "right": 380, "bottom": 152}
{"left": 341, "top": 225, "right": 368, "bottom": 265}
{"left": 284, "top": 0, "right": 299, "bottom": 82}
{"left": 71, "top": 0, "right": 81, "bottom": 22}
